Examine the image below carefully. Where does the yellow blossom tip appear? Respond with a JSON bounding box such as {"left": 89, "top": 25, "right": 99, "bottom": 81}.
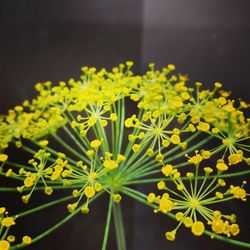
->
{"left": 22, "top": 236, "right": 32, "bottom": 245}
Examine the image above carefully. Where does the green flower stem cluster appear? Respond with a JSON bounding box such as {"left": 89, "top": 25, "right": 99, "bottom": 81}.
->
{"left": 0, "top": 62, "right": 250, "bottom": 250}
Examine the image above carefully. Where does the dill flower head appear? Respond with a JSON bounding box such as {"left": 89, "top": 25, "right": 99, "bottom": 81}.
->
{"left": 0, "top": 62, "right": 249, "bottom": 249}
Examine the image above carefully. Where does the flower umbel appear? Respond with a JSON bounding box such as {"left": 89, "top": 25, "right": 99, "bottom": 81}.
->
{"left": 0, "top": 62, "right": 249, "bottom": 249}
{"left": 149, "top": 152, "right": 248, "bottom": 239}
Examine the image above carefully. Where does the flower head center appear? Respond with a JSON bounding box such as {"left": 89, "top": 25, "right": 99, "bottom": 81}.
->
{"left": 154, "top": 127, "right": 163, "bottom": 135}
{"left": 222, "top": 137, "right": 235, "bottom": 147}
{"left": 189, "top": 198, "right": 199, "bottom": 208}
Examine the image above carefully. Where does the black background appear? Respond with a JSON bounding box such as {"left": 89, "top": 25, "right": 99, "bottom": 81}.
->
{"left": 0, "top": 1, "right": 250, "bottom": 249}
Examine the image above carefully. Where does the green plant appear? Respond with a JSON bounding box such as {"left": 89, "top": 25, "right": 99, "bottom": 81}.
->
{"left": 0, "top": 62, "right": 250, "bottom": 249}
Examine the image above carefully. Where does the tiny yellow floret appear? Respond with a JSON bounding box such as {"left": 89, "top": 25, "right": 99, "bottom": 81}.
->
{"left": 0, "top": 240, "right": 10, "bottom": 250}
{"left": 110, "top": 113, "right": 118, "bottom": 121}
{"left": 230, "top": 224, "right": 240, "bottom": 236}
{"left": 22, "top": 236, "right": 32, "bottom": 245}
{"left": 7, "top": 235, "right": 15, "bottom": 243}
{"left": 39, "top": 140, "right": 49, "bottom": 147}
{"left": 45, "top": 186, "right": 53, "bottom": 195}
{"left": 191, "top": 221, "right": 205, "bottom": 236}
{"left": 113, "top": 194, "right": 122, "bottom": 203}
{"left": 147, "top": 193, "right": 156, "bottom": 203}
{"left": 0, "top": 154, "right": 8, "bottom": 162}
{"left": 24, "top": 177, "right": 34, "bottom": 188}
{"left": 165, "top": 230, "right": 176, "bottom": 241}
{"left": 230, "top": 185, "right": 247, "bottom": 201}
{"left": 216, "top": 162, "right": 228, "bottom": 171}
{"left": 197, "top": 122, "right": 210, "bottom": 132}
{"left": 157, "top": 181, "right": 166, "bottom": 190}
{"left": 132, "top": 144, "right": 141, "bottom": 153}
{"left": 170, "top": 134, "right": 180, "bottom": 144}
{"left": 0, "top": 207, "right": 6, "bottom": 214}
{"left": 161, "top": 164, "right": 173, "bottom": 177}
{"left": 84, "top": 186, "right": 96, "bottom": 198}
{"left": 228, "top": 153, "right": 243, "bottom": 165}
{"left": 103, "top": 160, "right": 118, "bottom": 170}
{"left": 1, "top": 217, "right": 15, "bottom": 227}
{"left": 90, "top": 139, "right": 102, "bottom": 149}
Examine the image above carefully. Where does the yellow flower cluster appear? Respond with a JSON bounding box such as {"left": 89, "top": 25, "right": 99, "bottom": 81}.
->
{"left": 0, "top": 62, "right": 249, "bottom": 248}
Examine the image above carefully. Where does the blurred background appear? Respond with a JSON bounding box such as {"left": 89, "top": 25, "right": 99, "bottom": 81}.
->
{"left": 0, "top": 0, "right": 250, "bottom": 249}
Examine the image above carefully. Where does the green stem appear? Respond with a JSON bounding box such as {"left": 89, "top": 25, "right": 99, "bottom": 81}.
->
{"left": 6, "top": 161, "right": 34, "bottom": 171}
{"left": 204, "top": 231, "right": 250, "bottom": 248}
{"left": 113, "top": 202, "right": 126, "bottom": 250}
{"left": 14, "top": 195, "right": 74, "bottom": 218}
{"left": 0, "top": 184, "right": 83, "bottom": 192}
{"left": 101, "top": 195, "right": 113, "bottom": 250}
{"left": 50, "top": 133, "right": 84, "bottom": 161}
{"left": 117, "top": 98, "right": 125, "bottom": 155}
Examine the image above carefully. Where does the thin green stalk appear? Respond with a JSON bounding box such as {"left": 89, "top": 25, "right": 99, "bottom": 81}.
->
{"left": 0, "top": 184, "right": 83, "bottom": 192}
{"left": 50, "top": 133, "right": 84, "bottom": 160}
{"left": 204, "top": 231, "right": 250, "bottom": 248}
{"left": 6, "top": 161, "right": 34, "bottom": 171}
{"left": 101, "top": 195, "right": 113, "bottom": 250}
{"left": 62, "top": 125, "right": 88, "bottom": 154}
{"left": 117, "top": 98, "right": 125, "bottom": 155}
{"left": 113, "top": 202, "right": 126, "bottom": 250}
{"left": 14, "top": 195, "right": 74, "bottom": 218}
{"left": 64, "top": 111, "right": 92, "bottom": 149}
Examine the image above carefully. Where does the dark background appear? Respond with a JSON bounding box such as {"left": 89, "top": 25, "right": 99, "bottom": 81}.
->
{"left": 0, "top": 1, "right": 250, "bottom": 249}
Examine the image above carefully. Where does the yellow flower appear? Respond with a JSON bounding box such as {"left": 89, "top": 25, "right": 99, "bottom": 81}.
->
{"left": 84, "top": 186, "right": 96, "bottom": 198}
{"left": 230, "top": 224, "right": 240, "bottom": 236}
{"left": 90, "top": 139, "right": 102, "bottom": 149}
{"left": 132, "top": 144, "right": 141, "bottom": 153}
{"left": 39, "top": 140, "right": 49, "bottom": 147}
{"left": 228, "top": 153, "right": 243, "bottom": 165}
{"left": 170, "top": 134, "right": 180, "bottom": 144}
{"left": 0, "top": 240, "right": 10, "bottom": 250}
{"left": 159, "top": 194, "right": 174, "bottom": 213}
{"left": 44, "top": 186, "right": 53, "bottom": 195}
{"left": 147, "top": 193, "right": 156, "bottom": 203}
{"left": 24, "top": 177, "right": 35, "bottom": 188}
{"left": 157, "top": 181, "right": 166, "bottom": 190}
{"left": 188, "top": 154, "right": 203, "bottom": 165}
{"left": 216, "top": 162, "right": 228, "bottom": 172}
{"left": 103, "top": 160, "right": 118, "bottom": 170}
{"left": 0, "top": 154, "right": 8, "bottom": 162}
{"left": 110, "top": 113, "right": 118, "bottom": 121}
{"left": 165, "top": 230, "right": 176, "bottom": 241}
{"left": 161, "top": 164, "right": 173, "bottom": 177}
{"left": 22, "top": 236, "right": 32, "bottom": 245}
{"left": 0, "top": 207, "right": 6, "bottom": 214}
{"left": 191, "top": 221, "right": 205, "bottom": 236}
{"left": 230, "top": 185, "right": 247, "bottom": 201}
{"left": 112, "top": 194, "right": 122, "bottom": 203}
{"left": 197, "top": 122, "right": 210, "bottom": 132}
{"left": 1, "top": 217, "right": 15, "bottom": 227}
